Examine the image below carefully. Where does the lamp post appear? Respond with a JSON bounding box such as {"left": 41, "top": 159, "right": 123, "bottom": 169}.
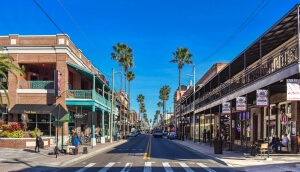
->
{"left": 110, "top": 68, "right": 121, "bottom": 143}
{"left": 186, "top": 64, "right": 196, "bottom": 142}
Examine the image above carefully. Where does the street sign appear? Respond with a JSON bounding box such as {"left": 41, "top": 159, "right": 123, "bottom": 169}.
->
{"left": 74, "top": 113, "right": 83, "bottom": 118}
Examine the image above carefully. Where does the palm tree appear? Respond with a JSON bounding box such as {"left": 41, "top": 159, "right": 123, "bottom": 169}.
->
{"left": 0, "top": 48, "right": 26, "bottom": 106}
{"left": 157, "top": 102, "right": 163, "bottom": 121}
{"left": 111, "top": 43, "right": 134, "bottom": 133}
{"left": 154, "top": 110, "right": 160, "bottom": 126}
{"left": 170, "top": 47, "right": 193, "bottom": 140}
{"left": 137, "top": 94, "right": 144, "bottom": 120}
{"left": 127, "top": 71, "right": 135, "bottom": 121}
{"left": 159, "top": 85, "right": 171, "bottom": 131}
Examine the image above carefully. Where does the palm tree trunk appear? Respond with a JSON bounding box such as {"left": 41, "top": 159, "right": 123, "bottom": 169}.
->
{"left": 179, "top": 68, "right": 182, "bottom": 140}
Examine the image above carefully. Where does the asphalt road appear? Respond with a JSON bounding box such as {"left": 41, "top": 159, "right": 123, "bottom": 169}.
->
{"left": 58, "top": 133, "right": 238, "bottom": 172}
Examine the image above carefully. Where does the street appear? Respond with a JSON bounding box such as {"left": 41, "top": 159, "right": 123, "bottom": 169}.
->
{"left": 57, "top": 133, "right": 237, "bottom": 172}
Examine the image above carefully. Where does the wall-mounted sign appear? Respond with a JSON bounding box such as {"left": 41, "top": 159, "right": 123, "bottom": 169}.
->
{"left": 287, "top": 79, "right": 300, "bottom": 100}
{"left": 74, "top": 113, "right": 83, "bottom": 118}
{"left": 256, "top": 89, "right": 268, "bottom": 106}
{"left": 24, "top": 110, "right": 36, "bottom": 114}
{"left": 222, "top": 102, "right": 231, "bottom": 114}
{"left": 236, "top": 96, "right": 246, "bottom": 111}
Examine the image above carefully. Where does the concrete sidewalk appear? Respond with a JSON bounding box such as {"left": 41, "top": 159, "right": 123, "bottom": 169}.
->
{"left": 172, "top": 138, "right": 300, "bottom": 172}
{"left": 0, "top": 139, "right": 128, "bottom": 172}
{"left": 1, "top": 136, "right": 300, "bottom": 172}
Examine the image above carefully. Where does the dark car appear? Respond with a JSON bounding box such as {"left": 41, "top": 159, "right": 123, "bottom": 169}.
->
{"left": 153, "top": 130, "right": 163, "bottom": 138}
{"left": 163, "top": 130, "right": 168, "bottom": 136}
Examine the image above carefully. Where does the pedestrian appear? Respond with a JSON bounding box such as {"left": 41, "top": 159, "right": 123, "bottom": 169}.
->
{"left": 35, "top": 133, "right": 42, "bottom": 153}
{"left": 117, "top": 131, "right": 120, "bottom": 142}
{"left": 73, "top": 134, "right": 81, "bottom": 147}
{"left": 203, "top": 129, "right": 207, "bottom": 143}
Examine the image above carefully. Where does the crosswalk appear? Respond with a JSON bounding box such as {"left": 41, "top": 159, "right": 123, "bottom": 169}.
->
{"left": 75, "top": 162, "right": 217, "bottom": 172}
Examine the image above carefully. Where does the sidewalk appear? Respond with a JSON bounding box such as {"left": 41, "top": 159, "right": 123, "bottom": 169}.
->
{"left": 0, "top": 137, "right": 300, "bottom": 172}
{"left": 0, "top": 139, "right": 129, "bottom": 172}
{"left": 172, "top": 138, "right": 300, "bottom": 172}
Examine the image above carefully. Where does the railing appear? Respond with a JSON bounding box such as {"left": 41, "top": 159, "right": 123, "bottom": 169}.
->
{"left": 198, "top": 40, "right": 298, "bottom": 108}
{"left": 94, "top": 92, "right": 111, "bottom": 107}
{"left": 67, "top": 90, "right": 113, "bottom": 108}
{"left": 19, "top": 81, "right": 54, "bottom": 89}
{"left": 67, "top": 90, "right": 92, "bottom": 99}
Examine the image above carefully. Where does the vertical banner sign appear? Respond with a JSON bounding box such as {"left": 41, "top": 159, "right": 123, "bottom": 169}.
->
{"left": 287, "top": 79, "right": 300, "bottom": 100}
{"left": 54, "top": 70, "right": 61, "bottom": 97}
{"left": 256, "top": 89, "right": 268, "bottom": 106}
{"left": 222, "top": 102, "right": 231, "bottom": 114}
{"left": 236, "top": 96, "right": 246, "bottom": 111}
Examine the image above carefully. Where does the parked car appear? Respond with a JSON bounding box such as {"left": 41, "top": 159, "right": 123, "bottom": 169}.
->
{"left": 153, "top": 130, "right": 163, "bottom": 138}
{"left": 129, "top": 132, "right": 138, "bottom": 137}
{"left": 136, "top": 130, "right": 141, "bottom": 135}
{"left": 168, "top": 132, "right": 177, "bottom": 140}
{"left": 163, "top": 130, "right": 168, "bottom": 136}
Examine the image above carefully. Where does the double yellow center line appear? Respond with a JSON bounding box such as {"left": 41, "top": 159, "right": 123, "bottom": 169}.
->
{"left": 143, "top": 135, "right": 152, "bottom": 160}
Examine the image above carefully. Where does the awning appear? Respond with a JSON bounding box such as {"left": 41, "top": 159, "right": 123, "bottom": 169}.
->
{"left": 9, "top": 104, "right": 68, "bottom": 120}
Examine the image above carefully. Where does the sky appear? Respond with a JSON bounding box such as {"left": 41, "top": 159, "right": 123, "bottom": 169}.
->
{"left": 1, "top": 0, "right": 299, "bottom": 122}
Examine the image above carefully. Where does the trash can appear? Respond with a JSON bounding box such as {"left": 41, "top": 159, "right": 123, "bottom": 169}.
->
{"left": 213, "top": 139, "right": 223, "bottom": 154}
{"left": 83, "top": 147, "right": 88, "bottom": 154}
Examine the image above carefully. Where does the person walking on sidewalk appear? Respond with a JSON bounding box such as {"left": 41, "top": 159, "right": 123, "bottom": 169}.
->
{"left": 35, "top": 133, "right": 42, "bottom": 153}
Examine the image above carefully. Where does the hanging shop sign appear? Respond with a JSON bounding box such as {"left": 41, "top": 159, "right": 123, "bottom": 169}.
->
{"left": 222, "top": 102, "right": 231, "bottom": 114}
{"left": 236, "top": 96, "right": 246, "bottom": 111}
{"left": 256, "top": 89, "right": 268, "bottom": 106}
{"left": 74, "top": 113, "right": 83, "bottom": 118}
{"left": 287, "top": 79, "right": 300, "bottom": 100}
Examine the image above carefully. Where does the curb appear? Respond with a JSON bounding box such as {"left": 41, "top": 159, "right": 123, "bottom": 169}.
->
{"left": 60, "top": 140, "right": 128, "bottom": 167}
{"left": 171, "top": 139, "right": 235, "bottom": 168}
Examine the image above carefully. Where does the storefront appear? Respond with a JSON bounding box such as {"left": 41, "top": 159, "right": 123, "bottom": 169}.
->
{"left": 9, "top": 104, "right": 68, "bottom": 136}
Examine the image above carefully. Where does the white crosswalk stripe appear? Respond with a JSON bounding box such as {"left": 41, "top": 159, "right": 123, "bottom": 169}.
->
{"left": 98, "top": 162, "right": 116, "bottom": 172}
{"left": 197, "top": 163, "right": 216, "bottom": 172}
{"left": 162, "top": 162, "right": 173, "bottom": 172}
{"left": 179, "top": 162, "right": 194, "bottom": 172}
{"left": 144, "top": 161, "right": 152, "bottom": 172}
{"left": 75, "top": 163, "right": 96, "bottom": 172}
{"left": 121, "top": 162, "right": 133, "bottom": 172}
{"left": 85, "top": 161, "right": 217, "bottom": 172}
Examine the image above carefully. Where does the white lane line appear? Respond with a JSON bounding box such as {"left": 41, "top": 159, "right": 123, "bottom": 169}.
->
{"left": 98, "top": 162, "right": 116, "bottom": 172}
{"left": 179, "top": 162, "right": 194, "bottom": 172}
{"left": 162, "top": 162, "right": 173, "bottom": 172}
{"left": 121, "top": 162, "right": 133, "bottom": 172}
{"left": 75, "top": 163, "right": 96, "bottom": 172}
{"left": 197, "top": 163, "right": 216, "bottom": 172}
{"left": 144, "top": 161, "right": 152, "bottom": 172}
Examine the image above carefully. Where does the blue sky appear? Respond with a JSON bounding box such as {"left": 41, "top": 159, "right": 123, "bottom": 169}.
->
{"left": 1, "top": 0, "right": 299, "bottom": 122}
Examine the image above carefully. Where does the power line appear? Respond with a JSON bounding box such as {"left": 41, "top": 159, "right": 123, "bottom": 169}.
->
{"left": 56, "top": 0, "right": 113, "bottom": 78}
{"left": 195, "top": 0, "right": 271, "bottom": 71}
{"left": 34, "top": 0, "right": 113, "bottom": 80}
{"left": 34, "top": 0, "right": 66, "bottom": 35}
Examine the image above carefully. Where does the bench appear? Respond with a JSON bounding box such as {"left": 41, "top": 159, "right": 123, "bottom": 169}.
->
{"left": 279, "top": 142, "right": 289, "bottom": 152}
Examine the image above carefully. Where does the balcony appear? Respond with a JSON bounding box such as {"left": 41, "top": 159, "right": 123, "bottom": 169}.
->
{"left": 19, "top": 81, "right": 54, "bottom": 89}
{"left": 67, "top": 90, "right": 111, "bottom": 108}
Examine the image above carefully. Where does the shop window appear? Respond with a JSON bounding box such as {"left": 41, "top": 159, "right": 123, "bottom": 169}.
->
{"left": 287, "top": 103, "right": 291, "bottom": 114}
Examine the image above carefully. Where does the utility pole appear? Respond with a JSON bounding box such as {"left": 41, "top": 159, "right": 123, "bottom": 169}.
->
{"left": 186, "top": 64, "right": 196, "bottom": 142}
{"left": 110, "top": 68, "right": 115, "bottom": 143}
{"left": 192, "top": 65, "right": 196, "bottom": 143}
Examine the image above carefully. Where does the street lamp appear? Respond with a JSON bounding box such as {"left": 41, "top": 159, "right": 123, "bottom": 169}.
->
{"left": 180, "top": 117, "right": 189, "bottom": 140}
{"left": 186, "top": 64, "right": 196, "bottom": 142}
{"left": 110, "top": 68, "right": 121, "bottom": 143}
